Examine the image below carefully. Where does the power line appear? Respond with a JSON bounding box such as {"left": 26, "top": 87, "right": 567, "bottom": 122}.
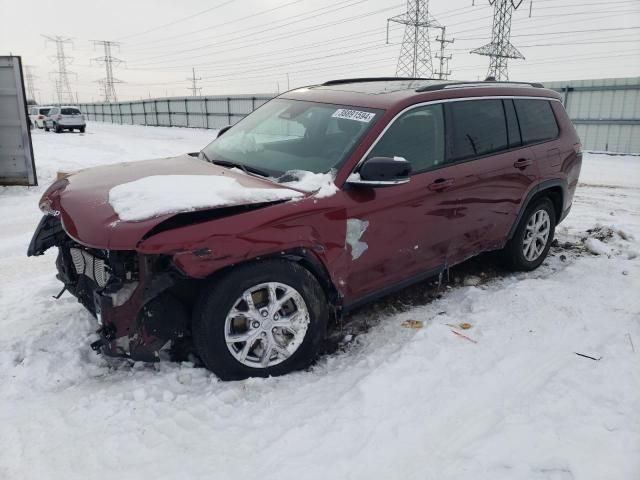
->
{"left": 129, "top": 1, "right": 403, "bottom": 65}
{"left": 117, "top": 0, "right": 238, "bottom": 41}
{"left": 42, "top": 35, "right": 76, "bottom": 104}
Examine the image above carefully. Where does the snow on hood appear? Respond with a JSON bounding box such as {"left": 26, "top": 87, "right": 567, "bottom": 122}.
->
{"left": 279, "top": 170, "right": 338, "bottom": 198}
{"left": 109, "top": 175, "right": 304, "bottom": 221}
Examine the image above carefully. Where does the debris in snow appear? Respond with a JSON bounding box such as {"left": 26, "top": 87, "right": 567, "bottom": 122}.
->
{"left": 108, "top": 175, "right": 303, "bottom": 221}
{"left": 463, "top": 275, "right": 482, "bottom": 286}
{"left": 401, "top": 320, "right": 424, "bottom": 329}
{"left": 346, "top": 218, "right": 369, "bottom": 260}
{"left": 450, "top": 329, "right": 478, "bottom": 344}
{"left": 459, "top": 322, "right": 473, "bottom": 330}
{"left": 574, "top": 352, "right": 602, "bottom": 361}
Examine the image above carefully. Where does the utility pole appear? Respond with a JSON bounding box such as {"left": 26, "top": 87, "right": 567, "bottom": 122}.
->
{"left": 387, "top": 0, "right": 441, "bottom": 78}
{"left": 434, "top": 26, "right": 454, "bottom": 80}
{"left": 471, "top": 0, "right": 526, "bottom": 81}
{"left": 187, "top": 67, "right": 202, "bottom": 96}
{"left": 92, "top": 40, "right": 123, "bottom": 102}
{"left": 25, "top": 65, "right": 39, "bottom": 103}
{"left": 42, "top": 35, "right": 76, "bottom": 104}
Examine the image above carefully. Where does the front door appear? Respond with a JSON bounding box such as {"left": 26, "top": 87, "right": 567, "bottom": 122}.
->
{"left": 341, "top": 103, "right": 461, "bottom": 304}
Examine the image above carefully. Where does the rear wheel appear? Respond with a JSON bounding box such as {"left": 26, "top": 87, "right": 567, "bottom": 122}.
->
{"left": 54, "top": 123, "right": 62, "bottom": 133}
{"left": 193, "top": 260, "right": 328, "bottom": 380}
{"left": 79, "top": 126, "right": 85, "bottom": 133}
{"left": 502, "top": 197, "right": 556, "bottom": 271}
{"left": 44, "top": 123, "right": 50, "bottom": 132}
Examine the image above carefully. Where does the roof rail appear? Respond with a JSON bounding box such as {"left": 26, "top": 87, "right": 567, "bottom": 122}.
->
{"left": 322, "top": 77, "right": 438, "bottom": 86}
{"left": 415, "top": 80, "right": 544, "bottom": 92}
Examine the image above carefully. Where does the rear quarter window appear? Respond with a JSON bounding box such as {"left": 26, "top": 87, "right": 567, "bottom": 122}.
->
{"left": 514, "top": 99, "right": 559, "bottom": 145}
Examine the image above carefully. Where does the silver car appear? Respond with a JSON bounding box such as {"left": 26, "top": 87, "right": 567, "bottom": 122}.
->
{"left": 44, "top": 106, "right": 86, "bottom": 133}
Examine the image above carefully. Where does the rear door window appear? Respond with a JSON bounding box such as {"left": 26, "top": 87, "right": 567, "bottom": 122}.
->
{"left": 445, "top": 99, "right": 508, "bottom": 162}
{"left": 368, "top": 104, "right": 445, "bottom": 173}
{"left": 514, "top": 99, "right": 559, "bottom": 145}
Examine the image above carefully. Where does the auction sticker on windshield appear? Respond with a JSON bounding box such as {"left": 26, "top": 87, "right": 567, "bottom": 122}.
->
{"left": 332, "top": 108, "right": 376, "bottom": 123}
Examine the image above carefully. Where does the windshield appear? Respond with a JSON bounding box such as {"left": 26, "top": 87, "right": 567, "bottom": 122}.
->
{"left": 40, "top": 108, "right": 51, "bottom": 115}
{"left": 201, "top": 99, "right": 382, "bottom": 177}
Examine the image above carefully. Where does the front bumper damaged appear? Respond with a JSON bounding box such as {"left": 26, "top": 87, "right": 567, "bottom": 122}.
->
{"left": 28, "top": 215, "right": 189, "bottom": 361}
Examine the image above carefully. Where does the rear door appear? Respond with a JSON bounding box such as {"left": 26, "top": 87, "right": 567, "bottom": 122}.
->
{"left": 443, "top": 98, "right": 539, "bottom": 264}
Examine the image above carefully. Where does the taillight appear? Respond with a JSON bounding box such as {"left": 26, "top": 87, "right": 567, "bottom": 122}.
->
{"left": 38, "top": 115, "right": 44, "bottom": 119}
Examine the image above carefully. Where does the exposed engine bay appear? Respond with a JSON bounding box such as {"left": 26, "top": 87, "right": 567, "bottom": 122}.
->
{"left": 28, "top": 214, "right": 190, "bottom": 361}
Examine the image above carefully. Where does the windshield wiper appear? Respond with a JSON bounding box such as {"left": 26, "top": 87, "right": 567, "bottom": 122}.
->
{"left": 208, "top": 158, "right": 272, "bottom": 178}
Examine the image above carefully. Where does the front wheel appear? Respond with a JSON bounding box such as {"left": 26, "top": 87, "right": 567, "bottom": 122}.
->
{"left": 502, "top": 197, "right": 556, "bottom": 271}
{"left": 44, "top": 124, "right": 50, "bottom": 132}
{"left": 193, "top": 260, "right": 328, "bottom": 380}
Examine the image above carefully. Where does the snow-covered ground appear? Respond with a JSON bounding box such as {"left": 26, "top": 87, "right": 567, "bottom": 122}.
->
{"left": 1, "top": 123, "right": 639, "bottom": 480}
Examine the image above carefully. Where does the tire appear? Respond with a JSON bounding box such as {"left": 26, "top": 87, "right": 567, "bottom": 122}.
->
{"left": 79, "top": 127, "right": 85, "bottom": 133}
{"left": 44, "top": 124, "right": 50, "bottom": 132}
{"left": 54, "top": 123, "right": 62, "bottom": 133}
{"left": 193, "top": 259, "right": 328, "bottom": 381}
{"left": 502, "top": 197, "right": 556, "bottom": 271}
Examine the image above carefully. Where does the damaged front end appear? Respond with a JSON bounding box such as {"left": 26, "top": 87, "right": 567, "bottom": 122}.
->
{"left": 28, "top": 215, "right": 189, "bottom": 361}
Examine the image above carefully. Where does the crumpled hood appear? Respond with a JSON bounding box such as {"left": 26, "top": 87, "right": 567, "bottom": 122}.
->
{"left": 40, "top": 154, "right": 305, "bottom": 250}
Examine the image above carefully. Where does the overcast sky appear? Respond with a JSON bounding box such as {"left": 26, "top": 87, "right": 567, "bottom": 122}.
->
{"left": 3, "top": 0, "right": 639, "bottom": 103}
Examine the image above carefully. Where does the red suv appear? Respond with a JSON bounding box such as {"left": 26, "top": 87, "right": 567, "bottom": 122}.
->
{"left": 28, "top": 79, "right": 582, "bottom": 380}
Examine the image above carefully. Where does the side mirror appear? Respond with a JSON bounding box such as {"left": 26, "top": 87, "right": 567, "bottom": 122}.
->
{"left": 217, "top": 125, "right": 232, "bottom": 138}
{"left": 347, "top": 156, "right": 411, "bottom": 187}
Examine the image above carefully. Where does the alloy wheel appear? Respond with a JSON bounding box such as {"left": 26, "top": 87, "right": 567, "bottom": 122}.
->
{"left": 522, "top": 209, "right": 551, "bottom": 261}
{"left": 224, "top": 282, "right": 310, "bottom": 368}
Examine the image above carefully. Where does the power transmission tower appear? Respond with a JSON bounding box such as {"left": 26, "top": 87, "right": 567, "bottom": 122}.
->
{"left": 471, "top": 0, "right": 525, "bottom": 81}
{"left": 25, "top": 65, "right": 39, "bottom": 103}
{"left": 92, "top": 40, "right": 123, "bottom": 103}
{"left": 387, "top": 0, "right": 441, "bottom": 78}
{"left": 434, "top": 27, "right": 454, "bottom": 80}
{"left": 187, "top": 67, "right": 202, "bottom": 96}
{"left": 42, "top": 35, "right": 76, "bottom": 104}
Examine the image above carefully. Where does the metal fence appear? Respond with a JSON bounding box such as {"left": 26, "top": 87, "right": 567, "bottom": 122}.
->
{"left": 78, "top": 94, "right": 274, "bottom": 130}
{"left": 545, "top": 77, "right": 640, "bottom": 154}
{"left": 77, "top": 77, "right": 640, "bottom": 154}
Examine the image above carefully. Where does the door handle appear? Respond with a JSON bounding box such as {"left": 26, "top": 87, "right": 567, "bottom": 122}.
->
{"left": 514, "top": 158, "right": 533, "bottom": 169}
{"left": 428, "top": 178, "right": 455, "bottom": 191}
